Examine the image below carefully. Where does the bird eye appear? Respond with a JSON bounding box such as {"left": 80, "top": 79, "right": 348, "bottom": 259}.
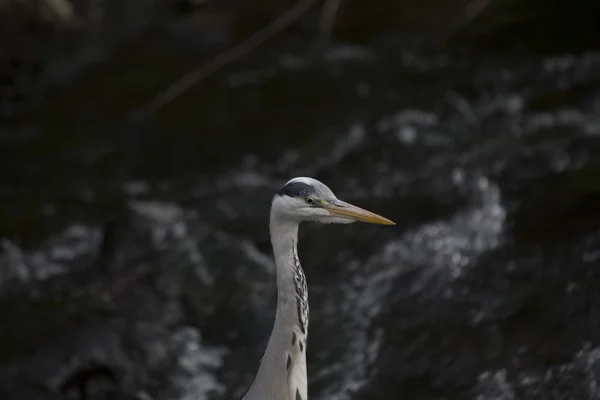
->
{"left": 305, "top": 197, "right": 315, "bottom": 205}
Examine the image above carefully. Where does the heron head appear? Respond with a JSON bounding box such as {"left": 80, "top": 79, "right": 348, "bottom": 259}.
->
{"left": 272, "top": 177, "right": 395, "bottom": 225}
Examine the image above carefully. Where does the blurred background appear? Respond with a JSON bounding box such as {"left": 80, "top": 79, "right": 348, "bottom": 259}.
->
{"left": 1, "top": 0, "right": 600, "bottom": 399}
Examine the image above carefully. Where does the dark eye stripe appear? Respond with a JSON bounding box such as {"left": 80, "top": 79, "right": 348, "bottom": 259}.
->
{"left": 278, "top": 182, "right": 317, "bottom": 198}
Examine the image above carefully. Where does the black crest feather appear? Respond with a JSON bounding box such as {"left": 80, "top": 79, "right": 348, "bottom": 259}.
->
{"left": 278, "top": 181, "right": 316, "bottom": 198}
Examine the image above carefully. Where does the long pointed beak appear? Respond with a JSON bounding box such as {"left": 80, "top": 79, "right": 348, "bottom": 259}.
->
{"left": 324, "top": 199, "right": 395, "bottom": 225}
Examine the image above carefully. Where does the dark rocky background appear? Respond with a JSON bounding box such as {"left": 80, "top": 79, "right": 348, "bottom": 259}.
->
{"left": 1, "top": 1, "right": 600, "bottom": 399}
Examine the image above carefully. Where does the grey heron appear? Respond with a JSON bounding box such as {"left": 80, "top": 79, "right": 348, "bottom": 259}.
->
{"left": 242, "top": 177, "right": 394, "bottom": 400}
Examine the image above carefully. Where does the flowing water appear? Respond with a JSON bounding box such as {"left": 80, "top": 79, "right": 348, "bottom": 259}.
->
{"left": 1, "top": 40, "right": 600, "bottom": 400}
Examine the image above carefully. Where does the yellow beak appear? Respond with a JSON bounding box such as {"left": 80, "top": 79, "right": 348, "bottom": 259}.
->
{"left": 324, "top": 200, "right": 395, "bottom": 225}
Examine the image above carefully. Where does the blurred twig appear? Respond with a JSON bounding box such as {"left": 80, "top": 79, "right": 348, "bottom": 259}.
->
{"left": 319, "top": 0, "right": 343, "bottom": 40}
{"left": 443, "top": 0, "right": 495, "bottom": 42}
{"left": 46, "top": 0, "right": 75, "bottom": 21}
{"left": 130, "top": 0, "right": 321, "bottom": 123}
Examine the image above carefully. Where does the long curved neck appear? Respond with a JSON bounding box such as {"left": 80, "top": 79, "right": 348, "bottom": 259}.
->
{"left": 242, "top": 212, "right": 309, "bottom": 400}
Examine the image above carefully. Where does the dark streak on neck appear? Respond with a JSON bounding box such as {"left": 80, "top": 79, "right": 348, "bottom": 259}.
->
{"left": 291, "top": 239, "right": 309, "bottom": 337}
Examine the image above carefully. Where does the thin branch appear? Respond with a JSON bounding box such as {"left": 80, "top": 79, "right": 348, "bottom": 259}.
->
{"left": 46, "top": 0, "right": 75, "bottom": 21}
{"left": 318, "top": 0, "right": 343, "bottom": 40}
{"left": 443, "top": 0, "right": 495, "bottom": 42}
{"left": 130, "top": 0, "right": 321, "bottom": 123}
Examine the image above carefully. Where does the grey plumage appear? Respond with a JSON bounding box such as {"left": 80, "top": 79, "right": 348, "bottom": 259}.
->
{"left": 242, "top": 177, "right": 394, "bottom": 400}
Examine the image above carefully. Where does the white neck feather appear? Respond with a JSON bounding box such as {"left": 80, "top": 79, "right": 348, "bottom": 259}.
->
{"left": 242, "top": 203, "right": 309, "bottom": 400}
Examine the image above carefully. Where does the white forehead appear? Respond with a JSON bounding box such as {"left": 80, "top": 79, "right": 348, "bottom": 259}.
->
{"left": 285, "top": 177, "right": 321, "bottom": 186}
{"left": 282, "top": 176, "right": 337, "bottom": 199}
